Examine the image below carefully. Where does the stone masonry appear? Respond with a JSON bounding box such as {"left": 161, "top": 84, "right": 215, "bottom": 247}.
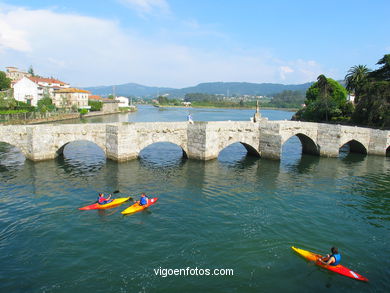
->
{"left": 0, "top": 121, "right": 389, "bottom": 161}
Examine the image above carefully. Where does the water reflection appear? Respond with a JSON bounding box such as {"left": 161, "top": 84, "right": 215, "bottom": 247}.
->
{"left": 0, "top": 142, "right": 25, "bottom": 172}
{"left": 139, "top": 142, "right": 187, "bottom": 169}
{"left": 55, "top": 141, "right": 105, "bottom": 177}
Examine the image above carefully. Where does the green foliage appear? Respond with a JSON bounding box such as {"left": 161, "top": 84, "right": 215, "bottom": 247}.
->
{"left": 294, "top": 75, "right": 349, "bottom": 122}
{"left": 369, "top": 54, "right": 390, "bottom": 81}
{"left": 184, "top": 93, "right": 220, "bottom": 102}
{"left": 268, "top": 90, "right": 305, "bottom": 108}
{"left": 78, "top": 108, "right": 88, "bottom": 115}
{"left": 0, "top": 71, "right": 11, "bottom": 90}
{"left": 28, "top": 65, "right": 35, "bottom": 76}
{"left": 345, "top": 65, "right": 371, "bottom": 103}
{"left": 0, "top": 109, "right": 31, "bottom": 114}
{"left": 108, "top": 94, "right": 115, "bottom": 99}
{"left": 157, "top": 95, "right": 169, "bottom": 104}
{"left": 349, "top": 54, "right": 390, "bottom": 128}
{"left": 353, "top": 81, "right": 390, "bottom": 128}
{"left": 37, "top": 97, "right": 55, "bottom": 113}
{"left": 88, "top": 100, "right": 102, "bottom": 111}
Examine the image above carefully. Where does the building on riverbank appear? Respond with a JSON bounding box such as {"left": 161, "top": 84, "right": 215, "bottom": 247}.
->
{"left": 5, "top": 66, "right": 31, "bottom": 85}
{"left": 13, "top": 76, "right": 69, "bottom": 106}
{"left": 53, "top": 88, "right": 90, "bottom": 109}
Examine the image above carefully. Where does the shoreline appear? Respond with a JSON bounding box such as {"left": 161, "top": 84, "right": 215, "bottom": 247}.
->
{"left": 150, "top": 104, "right": 298, "bottom": 112}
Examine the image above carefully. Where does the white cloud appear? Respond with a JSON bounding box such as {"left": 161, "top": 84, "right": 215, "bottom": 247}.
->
{"left": 118, "top": 0, "right": 170, "bottom": 16}
{"left": 279, "top": 66, "right": 294, "bottom": 80}
{"left": 0, "top": 17, "right": 31, "bottom": 52}
{"left": 0, "top": 5, "right": 325, "bottom": 88}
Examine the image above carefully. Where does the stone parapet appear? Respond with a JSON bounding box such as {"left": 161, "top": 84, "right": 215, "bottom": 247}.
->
{"left": 0, "top": 121, "right": 388, "bottom": 162}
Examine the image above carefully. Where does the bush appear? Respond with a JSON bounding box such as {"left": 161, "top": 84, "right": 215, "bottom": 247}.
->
{"left": 78, "top": 108, "right": 88, "bottom": 115}
{"left": 88, "top": 100, "right": 102, "bottom": 111}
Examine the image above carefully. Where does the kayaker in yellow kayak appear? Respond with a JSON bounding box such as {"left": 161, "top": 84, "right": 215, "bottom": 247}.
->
{"left": 97, "top": 193, "right": 112, "bottom": 205}
{"left": 138, "top": 193, "right": 149, "bottom": 206}
{"left": 318, "top": 246, "right": 341, "bottom": 266}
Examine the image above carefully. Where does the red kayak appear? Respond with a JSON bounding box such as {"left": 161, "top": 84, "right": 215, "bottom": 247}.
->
{"left": 79, "top": 197, "right": 131, "bottom": 210}
{"left": 292, "top": 246, "right": 368, "bottom": 282}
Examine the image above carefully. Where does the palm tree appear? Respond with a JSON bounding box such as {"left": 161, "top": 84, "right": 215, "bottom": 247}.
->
{"left": 345, "top": 65, "right": 370, "bottom": 103}
{"left": 317, "top": 74, "right": 330, "bottom": 121}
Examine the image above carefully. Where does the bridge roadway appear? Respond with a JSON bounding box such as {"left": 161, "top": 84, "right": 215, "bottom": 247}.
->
{"left": 0, "top": 121, "right": 389, "bottom": 161}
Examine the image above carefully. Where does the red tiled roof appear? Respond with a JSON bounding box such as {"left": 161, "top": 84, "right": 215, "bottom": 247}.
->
{"left": 55, "top": 87, "right": 90, "bottom": 94}
{"left": 89, "top": 95, "right": 104, "bottom": 100}
{"left": 28, "top": 76, "right": 68, "bottom": 85}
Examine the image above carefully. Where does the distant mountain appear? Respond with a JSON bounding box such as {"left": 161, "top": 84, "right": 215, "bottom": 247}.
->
{"left": 84, "top": 83, "right": 175, "bottom": 97}
{"left": 84, "top": 81, "right": 314, "bottom": 98}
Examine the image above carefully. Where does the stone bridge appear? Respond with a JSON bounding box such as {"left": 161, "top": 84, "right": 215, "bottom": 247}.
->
{"left": 0, "top": 121, "right": 389, "bottom": 161}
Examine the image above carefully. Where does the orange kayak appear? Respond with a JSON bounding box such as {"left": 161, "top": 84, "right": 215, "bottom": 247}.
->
{"left": 121, "top": 197, "right": 158, "bottom": 215}
{"left": 292, "top": 246, "right": 368, "bottom": 282}
{"left": 79, "top": 197, "right": 131, "bottom": 210}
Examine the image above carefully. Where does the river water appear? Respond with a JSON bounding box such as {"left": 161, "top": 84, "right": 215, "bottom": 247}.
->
{"left": 0, "top": 106, "right": 389, "bottom": 293}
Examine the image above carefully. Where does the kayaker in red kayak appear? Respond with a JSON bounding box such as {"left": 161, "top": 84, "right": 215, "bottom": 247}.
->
{"left": 318, "top": 246, "right": 341, "bottom": 266}
{"left": 97, "top": 193, "right": 112, "bottom": 205}
{"left": 139, "top": 193, "right": 149, "bottom": 206}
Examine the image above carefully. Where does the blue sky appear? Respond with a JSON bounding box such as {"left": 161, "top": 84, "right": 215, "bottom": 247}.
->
{"left": 0, "top": 0, "right": 389, "bottom": 88}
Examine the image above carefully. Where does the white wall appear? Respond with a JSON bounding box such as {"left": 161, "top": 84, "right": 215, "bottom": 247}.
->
{"left": 115, "top": 96, "right": 129, "bottom": 107}
{"left": 13, "top": 77, "right": 40, "bottom": 106}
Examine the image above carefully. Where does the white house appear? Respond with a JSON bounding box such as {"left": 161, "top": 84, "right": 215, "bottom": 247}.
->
{"left": 13, "top": 76, "right": 69, "bottom": 106}
{"left": 115, "top": 96, "right": 129, "bottom": 108}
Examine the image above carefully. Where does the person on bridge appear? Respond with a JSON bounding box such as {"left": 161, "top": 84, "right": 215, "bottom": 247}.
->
{"left": 138, "top": 193, "right": 149, "bottom": 206}
{"left": 187, "top": 114, "right": 194, "bottom": 124}
{"left": 97, "top": 193, "right": 112, "bottom": 205}
{"left": 318, "top": 246, "right": 341, "bottom": 266}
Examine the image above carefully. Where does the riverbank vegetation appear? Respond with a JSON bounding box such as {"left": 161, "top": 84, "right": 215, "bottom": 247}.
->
{"left": 153, "top": 90, "right": 304, "bottom": 110}
{"left": 293, "top": 54, "right": 390, "bottom": 129}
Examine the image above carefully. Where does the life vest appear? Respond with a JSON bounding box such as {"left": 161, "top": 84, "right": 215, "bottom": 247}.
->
{"left": 98, "top": 196, "right": 107, "bottom": 204}
{"left": 140, "top": 197, "right": 148, "bottom": 205}
{"left": 330, "top": 253, "right": 341, "bottom": 266}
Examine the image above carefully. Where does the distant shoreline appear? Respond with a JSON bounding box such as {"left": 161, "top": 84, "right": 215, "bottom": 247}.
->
{"left": 151, "top": 104, "right": 298, "bottom": 112}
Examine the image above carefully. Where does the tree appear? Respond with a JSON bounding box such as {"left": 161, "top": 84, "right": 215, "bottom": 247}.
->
{"left": 369, "top": 54, "right": 390, "bottom": 81}
{"left": 294, "top": 75, "right": 350, "bottom": 122}
{"left": 316, "top": 75, "right": 332, "bottom": 121}
{"left": 345, "top": 65, "right": 371, "bottom": 103}
{"left": 28, "top": 65, "right": 35, "bottom": 76}
{"left": 352, "top": 54, "right": 390, "bottom": 128}
{"left": 0, "top": 71, "right": 11, "bottom": 91}
{"left": 157, "top": 95, "right": 169, "bottom": 104}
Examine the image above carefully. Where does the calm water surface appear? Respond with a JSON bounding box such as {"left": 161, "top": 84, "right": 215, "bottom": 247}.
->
{"left": 0, "top": 107, "right": 389, "bottom": 293}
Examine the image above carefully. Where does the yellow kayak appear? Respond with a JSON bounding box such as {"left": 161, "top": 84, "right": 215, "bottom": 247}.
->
{"left": 121, "top": 197, "right": 158, "bottom": 215}
{"left": 79, "top": 197, "right": 131, "bottom": 210}
{"left": 292, "top": 246, "right": 368, "bottom": 282}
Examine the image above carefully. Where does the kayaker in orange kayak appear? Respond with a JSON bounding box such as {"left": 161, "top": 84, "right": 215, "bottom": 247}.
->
{"left": 318, "top": 246, "right": 341, "bottom": 266}
{"left": 139, "top": 193, "right": 149, "bottom": 206}
{"left": 97, "top": 193, "right": 112, "bottom": 205}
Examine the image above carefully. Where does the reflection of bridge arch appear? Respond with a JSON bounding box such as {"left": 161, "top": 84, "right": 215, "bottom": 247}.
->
{"left": 282, "top": 133, "right": 319, "bottom": 156}
{"left": 139, "top": 141, "right": 188, "bottom": 159}
{"left": 217, "top": 141, "right": 260, "bottom": 158}
{"left": 56, "top": 139, "right": 107, "bottom": 157}
{"left": 339, "top": 139, "right": 368, "bottom": 155}
{"left": 0, "top": 140, "right": 27, "bottom": 157}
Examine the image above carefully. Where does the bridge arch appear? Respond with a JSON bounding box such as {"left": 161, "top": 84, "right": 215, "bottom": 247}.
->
{"left": 217, "top": 138, "right": 260, "bottom": 158}
{"left": 138, "top": 140, "right": 188, "bottom": 159}
{"left": 386, "top": 145, "right": 390, "bottom": 157}
{"left": 56, "top": 139, "right": 107, "bottom": 158}
{"left": 339, "top": 139, "right": 367, "bottom": 155}
{"left": 282, "top": 133, "right": 319, "bottom": 156}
